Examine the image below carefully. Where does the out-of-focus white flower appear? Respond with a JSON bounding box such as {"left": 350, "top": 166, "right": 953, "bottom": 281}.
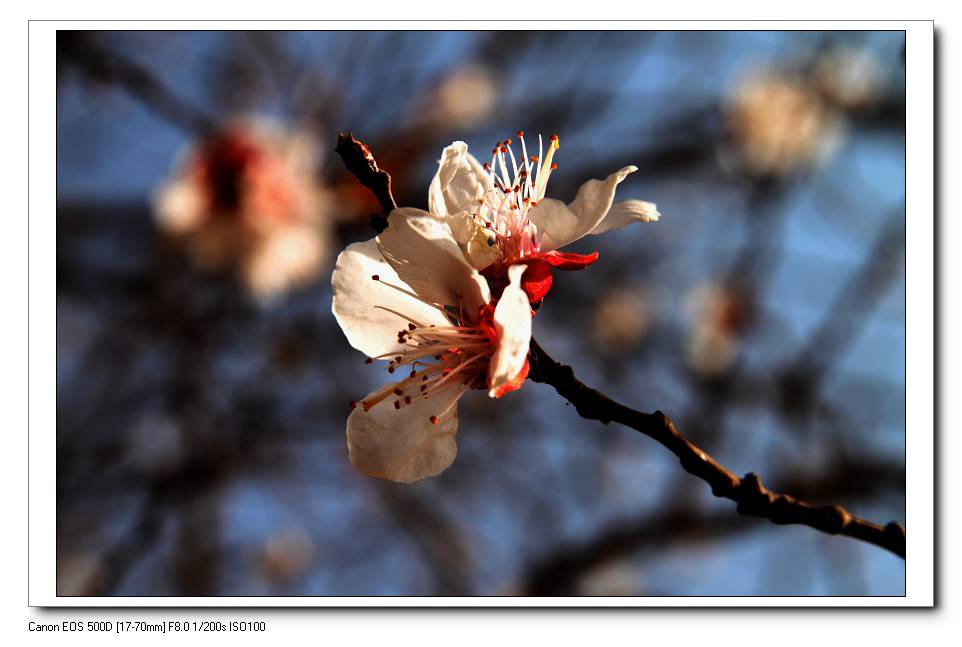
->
{"left": 684, "top": 283, "right": 750, "bottom": 377}
{"left": 58, "top": 553, "right": 104, "bottom": 596}
{"left": 432, "top": 65, "right": 498, "bottom": 129}
{"left": 592, "top": 286, "right": 652, "bottom": 350}
{"left": 153, "top": 118, "right": 332, "bottom": 300}
{"left": 414, "top": 134, "right": 660, "bottom": 304}
{"left": 124, "top": 412, "right": 186, "bottom": 477}
{"left": 725, "top": 71, "right": 843, "bottom": 177}
{"left": 578, "top": 561, "right": 642, "bottom": 596}
{"left": 243, "top": 223, "right": 326, "bottom": 299}
{"left": 332, "top": 212, "right": 532, "bottom": 483}
{"left": 814, "top": 48, "right": 885, "bottom": 110}
{"left": 261, "top": 528, "right": 315, "bottom": 581}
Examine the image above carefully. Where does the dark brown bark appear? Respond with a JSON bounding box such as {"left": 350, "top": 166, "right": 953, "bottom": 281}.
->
{"left": 527, "top": 338, "right": 905, "bottom": 559}
{"left": 334, "top": 132, "right": 398, "bottom": 232}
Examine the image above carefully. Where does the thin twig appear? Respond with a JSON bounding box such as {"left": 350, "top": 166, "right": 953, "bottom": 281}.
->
{"left": 334, "top": 132, "right": 397, "bottom": 232}
{"left": 333, "top": 132, "right": 907, "bottom": 560}
{"left": 527, "top": 338, "right": 905, "bottom": 558}
{"left": 523, "top": 454, "right": 903, "bottom": 594}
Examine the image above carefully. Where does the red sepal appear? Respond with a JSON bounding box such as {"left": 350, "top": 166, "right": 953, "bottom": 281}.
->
{"left": 520, "top": 260, "right": 554, "bottom": 303}
{"left": 490, "top": 358, "right": 530, "bottom": 398}
{"left": 542, "top": 250, "right": 600, "bottom": 271}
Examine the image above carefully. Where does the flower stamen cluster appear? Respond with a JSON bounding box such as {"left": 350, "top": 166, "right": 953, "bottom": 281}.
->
{"left": 478, "top": 132, "right": 560, "bottom": 264}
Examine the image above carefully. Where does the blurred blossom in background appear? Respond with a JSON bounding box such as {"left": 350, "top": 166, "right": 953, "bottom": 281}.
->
{"left": 591, "top": 285, "right": 653, "bottom": 352}
{"left": 724, "top": 68, "right": 844, "bottom": 177}
{"left": 57, "top": 30, "right": 905, "bottom": 596}
{"left": 153, "top": 118, "right": 332, "bottom": 301}
{"left": 684, "top": 283, "right": 752, "bottom": 378}
{"left": 422, "top": 64, "right": 498, "bottom": 129}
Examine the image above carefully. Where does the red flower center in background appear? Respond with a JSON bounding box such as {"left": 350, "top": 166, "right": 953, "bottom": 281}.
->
{"left": 196, "top": 132, "right": 263, "bottom": 213}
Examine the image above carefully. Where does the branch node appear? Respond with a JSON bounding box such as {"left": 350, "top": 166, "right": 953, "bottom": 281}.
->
{"left": 739, "top": 472, "right": 766, "bottom": 498}
{"left": 885, "top": 521, "right": 906, "bottom": 541}
{"left": 821, "top": 504, "right": 853, "bottom": 534}
{"left": 735, "top": 472, "right": 777, "bottom": 516}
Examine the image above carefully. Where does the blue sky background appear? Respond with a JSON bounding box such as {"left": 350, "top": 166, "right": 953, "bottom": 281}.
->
{"left": 56, "top": 30, "right": 906, "bottom": 597}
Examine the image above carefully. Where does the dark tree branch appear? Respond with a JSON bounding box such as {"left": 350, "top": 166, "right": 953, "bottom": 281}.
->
{"left": 333, "top": 133, "right": 906, "bottom": 561}
{"left": 523, "top": 455, "right": 903, "bottom": 595}
{"left": 527, "top": 338, "right": 905, "bottom": 559}
{"left": 334, "top": 133, "right": 398, "bottom": 232}
{"left": 376, "top": 484, "right": 474, "bottom": 595}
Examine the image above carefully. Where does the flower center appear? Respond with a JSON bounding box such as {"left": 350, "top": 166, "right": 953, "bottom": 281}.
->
{"left": 477, "top": 132, "right": 560, "bottom": 264}
{"left": 353, "top": 276, "right": 499, "bottom": 423}
{"left": 196, "top": 131, "right": 263, "bottom": 213}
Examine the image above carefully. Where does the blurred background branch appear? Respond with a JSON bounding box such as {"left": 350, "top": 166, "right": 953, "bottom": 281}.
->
{"left": 527, "top": 338, "right": 906, "bottom": 558}
{"left": 523, "top": 452, "right": 904, "bottom": 595}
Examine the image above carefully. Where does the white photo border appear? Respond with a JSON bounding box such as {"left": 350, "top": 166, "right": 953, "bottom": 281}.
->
{"left": 28, "top": 19, "right": 934, "bottom": 607}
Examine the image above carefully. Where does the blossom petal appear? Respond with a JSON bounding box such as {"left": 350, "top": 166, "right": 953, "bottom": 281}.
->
{"left": 244, "top": 224, "right": 327, "bottom": 301}
{"left": 528, "top": 166, "right": 638, "bottom": 251}
{"left": 488, "top": 264, "right": 532, "bottom": 398}
{"left": 153, "top": 180, "right": 205, "bottom": 235}
{"left": 377, "top": 208, "right": 491, "bottom": 314}
{"left": 428, "top": 141, "right": 493, "bottom": 219}
{"left": 332, "top": 239, "right": 449, "bottom": 359}
{"left": 588, "top": 199, "right": 661, "bottom": 236}
{"left": 347, "top": 381, "right": 462, "bottom": 483}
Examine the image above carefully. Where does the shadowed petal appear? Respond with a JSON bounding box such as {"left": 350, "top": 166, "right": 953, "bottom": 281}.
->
{"left": 347, "top": 381, "right": 463, "bottom": 483}
{"left": 488, "top": 264, "right": 532, "bottom": 398}
{"left": 428, "top": 141, "right": 493, "bottom": 219}
{"left": 377, "top": 208, "right": 491, "bottom": 315}
{"left": 588, "top": 199, "right": 660, "bottom": 236}
{"left": 332, "top": 239, "right": 449, "bottom": 359}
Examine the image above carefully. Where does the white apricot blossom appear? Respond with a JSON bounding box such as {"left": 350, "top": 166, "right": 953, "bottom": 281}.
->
{"left": 422, "top": 133, "right": 660, "bottom": 302}
{"left": 332, "top": 210, "right": 532, "bottom": 483}
{"left": 684, "top": 283, "right": 751, "bottom": 377}
{"left": 814, "top": 47, "right": 885, "bottom": 110}
{"left": 153, "top": 118, "right": 331, "bottom": 301}
{"left": 725, "top": 70, "right": 843, "bottom": 177}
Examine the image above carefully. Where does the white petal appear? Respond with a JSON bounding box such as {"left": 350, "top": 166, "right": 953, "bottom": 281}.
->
{"left": 487, "top": 264, "right": 532, "bottom": 398}
{"left": 588, "top": 199, "right": 661, "bottom": 236}
{"left": 428, "top": 141, "right": 493, "bottom": 219}
{"left": 152, "top": 180, "right": 205, "bottom": 235}
{"left": 437, "top": 210, "right": 478, "bottom": 247}
{"left": 243, "top": 224, "right": 327, "bottom": 300}
{"left": 377, "top": 208, "right": 491, "bottom": 314}
{"left": 332, "top": 239, "right": 449, "bottom": 359}
{"left": 528, "top": 166, "right": 638, "bottom": 251}
{"left": 347, "top": 381, "right": 463, "bottom": 483}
